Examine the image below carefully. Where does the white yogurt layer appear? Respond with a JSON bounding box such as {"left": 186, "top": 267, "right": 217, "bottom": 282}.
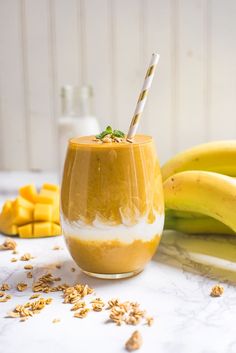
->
{"left": 61, "top": 214, "right": 164, "bottom": 244}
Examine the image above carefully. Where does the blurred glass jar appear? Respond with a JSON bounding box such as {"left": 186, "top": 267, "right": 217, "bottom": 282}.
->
{"left": 58, "top": 85, "right": 100, "bottom": 174}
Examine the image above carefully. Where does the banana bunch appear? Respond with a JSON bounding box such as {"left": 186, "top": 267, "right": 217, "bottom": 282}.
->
{"left": 161, "top": 141, "right": 236, "bottom": 235}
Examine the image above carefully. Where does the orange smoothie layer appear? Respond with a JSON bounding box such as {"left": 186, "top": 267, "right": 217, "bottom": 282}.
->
{"left": 61, "top": 134, "right": 164, "bottom": 226}
{"left": 65, "top": 235, "right": 160, "bottom": 274}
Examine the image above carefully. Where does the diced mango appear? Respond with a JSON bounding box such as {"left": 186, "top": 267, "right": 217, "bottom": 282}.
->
{"left": 18, "top": 224, "right": 33, "bottom": 238}
{"left": 2, "top": 201, "right": 13, "bottom": 214}
{"left": 0, "top": 223, "right": 18, "bottom": 236}
{"left": 42, "top": 183, "right": 59, "bottom": 192}
{"left": 19, "top": 184, "right": 38, "bottom": 203}
{"left": 34, "top": 203, "right": 53, "bottom": 222}
{"left": 13, "top": 196, "right": 34, "bottom": 210}
{"left": 51, "top": 223, "right": 62, "bottom": 235}
{"left": 0, "top": 182, "right": 61, "bottom": 238}
{"left": 35, "top": 190, "right": 58, "bottom": 205}
{"left": 18, "top": 222, "right": 61, "bottom": 238}
{"left": 12, "top": 206, "right": 33, "bottom": 226}
{"left": 52, "top": 206, "right": 60, "bottom": 224}
{"left": 33, "top": 222, "right": 53, "bottom": 237}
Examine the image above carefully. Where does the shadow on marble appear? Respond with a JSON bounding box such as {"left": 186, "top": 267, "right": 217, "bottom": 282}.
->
{"left": 5, "top": 258, "right": 137, "bottom": 291}
{"left": 154, "top": 230, "right": 236, "bottom": 285}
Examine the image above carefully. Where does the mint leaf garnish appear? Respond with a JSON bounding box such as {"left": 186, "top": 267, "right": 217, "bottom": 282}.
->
{"left": 113, "top": 130, "right": 125, "bottom": 138}
{"left": 95, "top": 126, "right": 125, "bottom": 141}
{"left": 106, "top": 126, "right": 112, "bottom": 133}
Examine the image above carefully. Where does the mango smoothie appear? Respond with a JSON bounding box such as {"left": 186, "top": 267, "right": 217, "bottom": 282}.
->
{"left": 61, "top": 134, "right": 164, "bottom": 278}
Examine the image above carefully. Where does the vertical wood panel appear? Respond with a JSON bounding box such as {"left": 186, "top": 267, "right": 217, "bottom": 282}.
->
{"left": 83, "top": 0, "right": 112, "bottom": 128}
{"left": 0, "top": 0, "right": 28, "bottom": 170}
{"left": 175, "top": 0, "right": 207, "bottom": 152}
{"left": 23, "top": 0, "right": 56, "bottom": 170}
{"left": 146, "top": 0, "right": 173, "bottom": 163}
{"left": 113, "top": 0, "right": 143, "bottom": 132}
{"left": 53, "top": 0, "right": 81, "bottom": 88}
{"left": 209, "top": 0, "right": 236, "bottom": 139}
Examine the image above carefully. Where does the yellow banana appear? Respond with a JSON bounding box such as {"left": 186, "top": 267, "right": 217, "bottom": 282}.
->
{"left": 165, "top": 212, "right": 235, "bottom": 235}
{"left": 161, "top": 140, "right": 236, "bottom": 181}
{"left": 163, "top": 171, "right": 236, "bottom": 232}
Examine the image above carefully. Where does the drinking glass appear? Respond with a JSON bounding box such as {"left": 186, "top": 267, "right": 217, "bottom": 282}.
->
{"left": 61, "top": 135, "right": 164, "bottom": 279}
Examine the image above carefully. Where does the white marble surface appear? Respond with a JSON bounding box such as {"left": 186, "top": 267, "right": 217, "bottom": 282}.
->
{"left": 0, "top": 173, "right": 236, "bottom": 353}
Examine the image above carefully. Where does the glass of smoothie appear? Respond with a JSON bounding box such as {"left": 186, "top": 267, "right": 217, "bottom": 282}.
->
{"left": 61, "top": 132, "right": 164, "bottom": 279}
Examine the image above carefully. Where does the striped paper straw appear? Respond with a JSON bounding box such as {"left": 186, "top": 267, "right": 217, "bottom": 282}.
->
{"left": 126, "top": 53, "right": 160, "bottom": 142}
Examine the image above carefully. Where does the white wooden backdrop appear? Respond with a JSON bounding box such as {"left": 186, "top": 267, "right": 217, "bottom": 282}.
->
{"left": 0, "top": 0, "right": 236, "bottom": 171}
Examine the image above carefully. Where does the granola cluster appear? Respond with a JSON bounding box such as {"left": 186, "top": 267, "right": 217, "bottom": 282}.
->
{"left": 210, "top": 284, "right": 224, "bottom": 297}
{"left": 20, "top": 253, "right": 34, "bottom": 261}
{"left": 0, "top": 238, "right": 17, "bottom": 250}
{"left": 125, "top": 330, "right": 143, "bottom": 352}
{"left": 108, "top": 299, "right": 150, "bottom": 326}
{"left": 95, "top": 135, "right": 125, "bottom": 144}
{"left": 17, "top": 282, "right": 28, "bottom": 292}
{"left": 0, "top": 292, "right": 12, "bottom": 302}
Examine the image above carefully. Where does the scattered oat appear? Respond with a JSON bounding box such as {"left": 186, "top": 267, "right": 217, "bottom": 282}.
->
{"left": 108, "top": 298, "right": 121, "bottom": 308}
{"left": 125, "top": 330, "right": 142, "bottom": 351}
{"left": 24, "top": 264, "right": 33, "bottom": 270}
{"left": 63, "top": 284, "right": 94, "bottom": 304}
{"left": 0, "top": 294, "right": 12, "bottom": 303}
{"left": 7, "top": 297, "right": 53, "bottom": 320}
{"left": 210, "top": 284, "right": 224, "bottom": 297}
{"left": 71, "top": 267, "right": 76, "bottom": 272}
{"left": 17, "top": 282, "right": 28, "bottom": 292}
{"left": 27, "top": 272, "right": 33, "bottom": 279}
{"left": 52, "top": 318, "right": 60, "bottom": 324}
{"left": 52, "top": 246, "right": 63, "bottom": 250}
{"left": 92, "top": 303, "right": 104, "bottom": 312}
{"left": 109, "top": 301, "right": 146, "bottom": 326}
{"left": 12, "top": 250, "right": 19, "bottom": 255}
{"left": 91, "top": 297, "right": 105, "bottom": 312}
{"left": 0, "top": 291, "right": 4, "bottom": 297}
{"left": 0, "top": 238, "right": 17, "bottom": 250}
{"left": 46, "top": 298, "right": 53, "bottom": 305}
{"left": 71, "top": 301, "right": 86, "bottom": 311}
{"left": 0, "top": 283, "right": 10, "bottom": 291}
{"left": 32, "top": 273, "right": 67, "bottom": 293}
{"left": 74, "top": 308, "right": 90, "bottom": 318}
{"left": 56, "top": 264, "right": 61, "bottom": 269}
{"left": 20, "top": 253, "right": 34, "bottom": 261}
{"left": 20, "top": 317, "right": 28, "bottom": 322}
{"left": 11, "top": 258, "right": 17, "bottom": 262}
{"left": 29, "top": 293, "right": 40, "bottom": 300}
{"left": 146, "top": 316, "right": 154, "bottom": 326}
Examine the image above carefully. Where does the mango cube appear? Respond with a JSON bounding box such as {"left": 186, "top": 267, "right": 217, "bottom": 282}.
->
{"left": 0, "top": 222, "right": 18, "bottom": 236}
{"left": 33, "top": 222, "right": 53, "bottom": 237}
{"left": 13, "top": 196, "right": 34, "bottom": 210}
{"left": 2, "top": 201, "right": 13, "bottom": 214}
{"left": 12, "top": 206, "right": 33, "bottom": 225}
{"left": 52, "top": 206, "right": 60, "bottom": 224}
{"left": 19, "top": 184, "right": 37, "bottom": 203}
{"left": 18, "top": 224, "right": 33, "bottom": 238}
{"left": 35, "top": 190, "right": 58, "bottom": 205}
{"left": 34, "top": 204, "right": 53, "bottom": 222}
{"left": 42, "top": 183, "right": 59, "bottom": 192}
{"left": 51, "top": 223, "right": 62, "bottom": 235}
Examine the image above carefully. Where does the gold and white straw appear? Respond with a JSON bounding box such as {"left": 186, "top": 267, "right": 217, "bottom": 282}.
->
{"left": 126, "top": 53, "right": 160, "bottom": 142}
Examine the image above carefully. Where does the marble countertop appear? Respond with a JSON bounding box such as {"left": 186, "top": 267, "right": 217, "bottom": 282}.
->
{"left": 0, "top": 172, "right": 236, "bottom": 353}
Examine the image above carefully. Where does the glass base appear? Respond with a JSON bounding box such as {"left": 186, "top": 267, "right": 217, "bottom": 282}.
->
{"left": 82, "top": 268, "right": 143, "bottom": 279}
